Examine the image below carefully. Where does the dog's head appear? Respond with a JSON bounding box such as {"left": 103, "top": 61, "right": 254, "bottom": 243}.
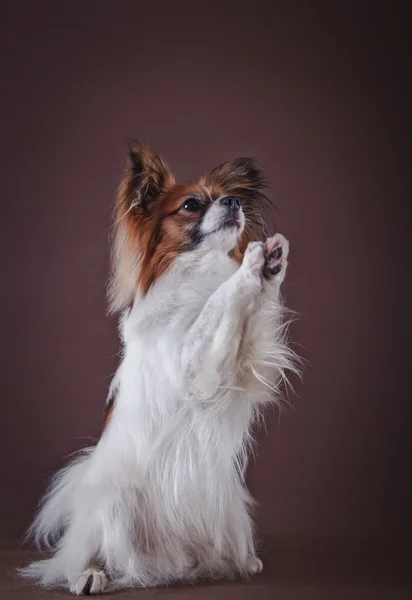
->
{"left": 109, "top": 142, "right": 269, "bottom": 312}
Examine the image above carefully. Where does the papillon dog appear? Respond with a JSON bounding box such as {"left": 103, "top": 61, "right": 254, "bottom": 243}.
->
{"left": 20, "top": 143, "right": 299, "bottom": 594}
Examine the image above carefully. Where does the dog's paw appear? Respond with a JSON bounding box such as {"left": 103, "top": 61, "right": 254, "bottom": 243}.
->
{"left": 70, "top": 569, "right": 107, "bottom": 595}
{"left": 263, "top": 234, "right": 289, "bottom": 282}
{"left": 242, "top": 241, "right": 265, "bottom": 278}
{"left": 246, "top": 554, "right": 263, "bottom": 575}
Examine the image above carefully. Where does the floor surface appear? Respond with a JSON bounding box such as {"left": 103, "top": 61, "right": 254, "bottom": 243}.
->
{"left": 1, "top": 536, "right": 411, "bottom": 599}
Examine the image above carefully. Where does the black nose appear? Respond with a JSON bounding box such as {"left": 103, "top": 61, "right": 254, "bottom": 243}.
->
{"left": 220, "top": 196, "right": 240, "bottom": 212}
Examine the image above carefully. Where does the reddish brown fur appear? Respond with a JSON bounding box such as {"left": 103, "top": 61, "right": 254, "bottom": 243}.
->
{"left": 103, "top": 401, "right": 114, "bottom": 431}
{"left": 136, "top": 183, "right": 212, "bottom": 295}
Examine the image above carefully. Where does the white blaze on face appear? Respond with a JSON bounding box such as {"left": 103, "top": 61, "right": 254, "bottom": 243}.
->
{"left": 199, "top": 198, "right": 245, "bottom": 252}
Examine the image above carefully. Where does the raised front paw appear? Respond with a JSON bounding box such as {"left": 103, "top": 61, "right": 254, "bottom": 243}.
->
{"left": 242, "top": 241, "right": 265, "bottom": 278}
{"left": 263, "top": 233, "right": 289, "bottom": 282}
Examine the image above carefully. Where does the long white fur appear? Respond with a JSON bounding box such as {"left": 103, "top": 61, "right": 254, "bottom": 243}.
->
{"left": 19, "top": 220, "right": 299, "bottom": 594}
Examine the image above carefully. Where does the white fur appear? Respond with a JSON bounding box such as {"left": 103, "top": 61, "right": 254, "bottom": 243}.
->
{"left": 199, "top": 197, "right": 245, "bottom": 237}
{"left": 19, "top": 226, "right": 299, "bottom": 594}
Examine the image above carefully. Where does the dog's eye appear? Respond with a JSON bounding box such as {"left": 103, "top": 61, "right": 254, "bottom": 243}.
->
{"left": 182, "top": 198, "right": 202, "bottom": 212}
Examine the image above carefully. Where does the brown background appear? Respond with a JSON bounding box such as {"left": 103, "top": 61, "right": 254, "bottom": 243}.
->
{"left": 1, "top": 1, "right": 411, "bottom": 547}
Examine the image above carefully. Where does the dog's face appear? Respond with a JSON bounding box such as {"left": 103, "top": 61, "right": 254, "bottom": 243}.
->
{"left": 109, "top": 142, "right": 269, "bottom": 312}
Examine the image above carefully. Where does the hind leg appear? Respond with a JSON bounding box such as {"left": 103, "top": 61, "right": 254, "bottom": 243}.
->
{"left": 54, "top": 506, "right": 108, "bottom": 594}
{"left": 70, "top": 568, "right": 107, "bottom": 595}
{"left": 246, "top": 554, "right": 263, "bottom": 574}
{"left": 21, "top": 519, "right": 108, "bottom": 595}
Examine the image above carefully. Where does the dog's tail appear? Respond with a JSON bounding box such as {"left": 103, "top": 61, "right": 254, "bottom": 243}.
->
{"left": 18, "top": 448, "right": 95, "bottom": 587}
{"left": 24, "top": 447, "right": 94, "bottom": 551}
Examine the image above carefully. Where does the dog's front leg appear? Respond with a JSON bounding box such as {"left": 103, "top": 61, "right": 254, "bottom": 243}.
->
{"left": 240, "top": 233, "right": 297, "bottom": 403}
{"left": 262, "top": 232, "right": 289, "bottom": 300}
{"left": 181, "top": 242, "right": 265, "bottom": 399}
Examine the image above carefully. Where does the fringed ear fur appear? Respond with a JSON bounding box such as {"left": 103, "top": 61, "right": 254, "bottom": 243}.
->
{"left": 108, "top": 142, "right": 175, "bottom": 314}
{"left": 128, "top": 142, "right": 175, "bottom": 214}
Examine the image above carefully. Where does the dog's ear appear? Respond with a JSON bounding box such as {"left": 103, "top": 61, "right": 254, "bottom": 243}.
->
{"left": 108, "top": 142, "right": 175, "bottom": 314}
{"left": 125, "top": 141, "right": 175, "bottom": 213}
{"left": 202, "top": 157, "right": 266, "bottom": 204}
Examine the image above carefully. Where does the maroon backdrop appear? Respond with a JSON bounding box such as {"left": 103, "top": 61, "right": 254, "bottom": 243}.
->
{"left": 1, "top": 1, "right": 411, "bottom": 544}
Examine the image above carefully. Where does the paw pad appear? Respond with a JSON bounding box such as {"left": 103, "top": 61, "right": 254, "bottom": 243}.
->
{"left": 262, "top": 234, "right": 289, "bottom": 280}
